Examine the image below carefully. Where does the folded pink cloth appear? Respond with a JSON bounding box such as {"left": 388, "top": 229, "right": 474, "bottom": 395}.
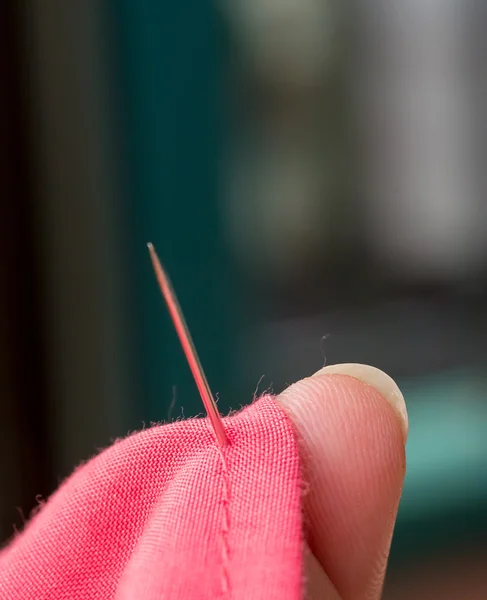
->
{"left": 0, "top": 396, "right": 303, "bottom": 599}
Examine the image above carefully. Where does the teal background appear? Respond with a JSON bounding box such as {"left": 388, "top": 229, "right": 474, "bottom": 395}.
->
{"left": 111, "top": 0, "right": 241, "bottom": 422}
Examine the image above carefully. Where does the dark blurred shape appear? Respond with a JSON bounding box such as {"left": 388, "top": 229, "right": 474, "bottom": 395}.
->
{"left": 384, "top": 550, "right": 487, "bottom": 599}
{"left": 0, "top": 0, "right": 52, "bottom": 542}
{"left": 1, "top": 0, "right": 134, "bottom": 543}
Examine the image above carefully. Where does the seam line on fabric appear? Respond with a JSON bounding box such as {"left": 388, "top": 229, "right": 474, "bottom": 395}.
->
{"left": 218, "top": 445, "right": 231, "bottom": 598}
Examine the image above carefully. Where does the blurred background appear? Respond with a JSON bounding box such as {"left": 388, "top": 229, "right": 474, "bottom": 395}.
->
{"left": 1, "top": 0, "right": 487, "bottom": 597}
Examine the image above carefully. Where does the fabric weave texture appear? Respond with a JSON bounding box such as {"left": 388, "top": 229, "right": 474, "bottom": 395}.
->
{"left": 0, "top": 396, "right": 303, "bottom": 599}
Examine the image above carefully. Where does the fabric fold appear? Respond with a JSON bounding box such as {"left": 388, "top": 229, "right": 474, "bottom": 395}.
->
{"left": 0, "top": 396, "right": 303, "bottom": 600}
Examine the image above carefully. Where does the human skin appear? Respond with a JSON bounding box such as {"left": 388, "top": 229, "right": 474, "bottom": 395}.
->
{"left": 276, "top": 364, "right": 408, "bottom": 600}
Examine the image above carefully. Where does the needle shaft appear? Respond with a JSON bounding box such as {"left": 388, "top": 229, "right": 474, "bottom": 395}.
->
{"left": 147, "top": 243, "right": 227, "bottom": 446}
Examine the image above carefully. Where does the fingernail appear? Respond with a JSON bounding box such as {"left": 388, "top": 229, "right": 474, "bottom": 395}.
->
{"left": 313, "top": 363, "right": 408, "bottom": 440}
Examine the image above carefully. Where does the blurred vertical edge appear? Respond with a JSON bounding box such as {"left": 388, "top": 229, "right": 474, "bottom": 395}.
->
{"left": 0, "top": 0, "right": 52, "bottom": 544}
{"left": 0, "top": 0, "right": 135, "bottom": 543}
{"left": 21, "top": 0, "right": 135, "bottom": 475}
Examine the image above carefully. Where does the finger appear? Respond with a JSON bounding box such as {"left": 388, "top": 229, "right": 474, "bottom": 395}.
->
{"left": 304, "top": 545, "right": 341, "bottom": 600}
{"left": 277, "top": 364, "right": 407, "bottom": 600}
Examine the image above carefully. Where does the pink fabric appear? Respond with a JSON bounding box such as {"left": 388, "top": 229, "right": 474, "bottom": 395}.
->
{"left": 0, "top": 396, "right": 303, "bottom": 599}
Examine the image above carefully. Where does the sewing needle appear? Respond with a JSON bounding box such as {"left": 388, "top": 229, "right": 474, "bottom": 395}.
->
{"left": 147, "top": 243, "right": 228, "bottom": 446}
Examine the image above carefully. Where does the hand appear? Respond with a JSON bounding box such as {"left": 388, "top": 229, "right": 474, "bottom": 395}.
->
{"left": 276, "top": 364, "right": 408, "bottom": 600}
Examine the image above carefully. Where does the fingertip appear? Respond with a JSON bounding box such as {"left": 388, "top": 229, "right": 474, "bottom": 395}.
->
{"left": 277, "top": 366, "right": 407, "bottom": 600}
{"left": 314, "top": 364, "right": 408, "bottom": 441}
